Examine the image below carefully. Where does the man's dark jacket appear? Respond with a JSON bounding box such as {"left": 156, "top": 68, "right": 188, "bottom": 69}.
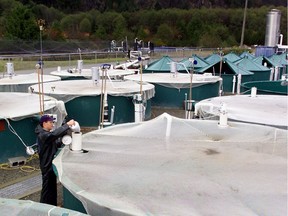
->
{"left": 35, "top": 124, "right": 70, "bottom": 174}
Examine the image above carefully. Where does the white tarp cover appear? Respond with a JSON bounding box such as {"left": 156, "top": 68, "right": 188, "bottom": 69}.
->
{"left": 29, "top": 80, "right": 155, "bottom": 103}
{"left": 53, "top": 113, "right": 287, "bottom": 216}
{"left": 0, "top": 198, "right": 87, "bottom": 216}
{"left": 195, "top": 95, "right": 288, "bottom": 128}
{"left": 0, "top": 92, "right": 67, "bottom": 127}
{"left": 124, "top": 73, "right": 222, "bottom": 89}
{"left": 50, "top": 69, "right": 92, "bottom": 78}
{"left": 51, "top": 68, "right": 136, "bottom": 79}
{"left": 0, "top": 73, "right": 60, "bottom": 92}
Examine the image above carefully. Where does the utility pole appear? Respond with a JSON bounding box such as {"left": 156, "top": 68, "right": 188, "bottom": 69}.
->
{"left": 240, "top": 0, "right": 248, "bottom": 48}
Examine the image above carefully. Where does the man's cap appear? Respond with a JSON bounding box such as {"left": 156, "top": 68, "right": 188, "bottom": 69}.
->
{"left": 40, "top": 115, "right": 54, "bottom": 123}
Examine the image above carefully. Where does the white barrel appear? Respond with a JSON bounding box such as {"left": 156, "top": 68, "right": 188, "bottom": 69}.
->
{"left": 251, "top": 87, "right": 257, "bottom": 97}
{"left": 6, "top": 62, "right": 14, "bottom": 75}
{"left": 134, "top": 103, "right": 144, "bottom": 123}
{"left": 57, "top": 66, "right": 61, "bottom": 72}
{"left": 71, "top": 132, "right": 82, "bottom": 151}
{"left": 170, "top": 62, "right": 177, "bottom": 73}
{"left": 91, "top": 67, "right": 100, "bottom": 84}
{"left": 134, "top": 93, "right": 144, "bottom": 122}
{"left": 77, "top": 60, "right": 83, "bottom": 71}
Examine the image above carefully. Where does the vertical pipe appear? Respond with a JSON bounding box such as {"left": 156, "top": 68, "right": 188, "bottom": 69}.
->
{"left": 237, "top": 74, "right": 242, "bottom": 94}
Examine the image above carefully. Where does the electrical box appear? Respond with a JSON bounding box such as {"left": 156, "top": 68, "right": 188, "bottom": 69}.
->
{"left": 8, "top": 156, "right": 26, "bottom": 167}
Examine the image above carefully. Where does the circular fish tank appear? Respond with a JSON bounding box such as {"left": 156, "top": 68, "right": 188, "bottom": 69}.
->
{"left": 125, "top": 73, "right": 222, "bottom": 108}
{"left": 29, "top": 80, "right": 155, "bottom": 127}
{"left": 0, "top": 92, "right": 67, "bottom": 163}
{"left": 50, "top": 68, "right": 136, "bottom": 80}
{"left": 0, "top": 198, "right": 87, "bottom": 215}
{"left": 0, "top": 73, "right": 60, "bottom": 92}
{"left": 195, "top": 94, "right": 288, "bottom": 129}
{"left": 241, "top": 80, "right": 288, "bottom": 95}
{"left": 53, "top": 113, "right": 288, "bottom": 215}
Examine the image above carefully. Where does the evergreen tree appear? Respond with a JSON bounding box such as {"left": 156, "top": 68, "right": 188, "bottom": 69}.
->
{"left": 4, "top": 4, "right": 39, "bottom": 40}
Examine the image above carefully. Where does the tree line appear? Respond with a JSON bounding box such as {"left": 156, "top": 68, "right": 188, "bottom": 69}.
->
{"left": 16, "top": 0, "right": 286, "bottom": 13}
{"left": 0, "top": 0, "right": 286, "bottom": 49}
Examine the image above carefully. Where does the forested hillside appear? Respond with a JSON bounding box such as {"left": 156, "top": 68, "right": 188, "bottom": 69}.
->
{"left": 17, "top": 0, "right": 286, "bottom": 12}
{"left": 0, "top": 0, "right": 286, "bottom": 51}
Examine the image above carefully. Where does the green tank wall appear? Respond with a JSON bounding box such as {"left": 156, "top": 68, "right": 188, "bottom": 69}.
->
{"left": 152, "top": 81, "right": 220, "bottom": 108}
{"left": 241, "top": 80, "right": 288, "bottom": 95}
{"left": 63, "top": 187, "right": 87, "bottom": 214}
{"left": 65, "top": 95, "right": 152, "bottom": 127}
{"left": 58, "top": 76, "right": 89, "bottom": 80}
{"left": 251, "top": 71, "right": 271, "bottom": 81}
{"left": 220, "top": 74, "right": 253, "bottom": 93}
{"left": 0, "top": 118, "right": 38, "bottom": 163}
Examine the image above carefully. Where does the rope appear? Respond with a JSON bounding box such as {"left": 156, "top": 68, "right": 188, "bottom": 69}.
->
{"left": 0, "top": 154, "right": 40, "bottom": 173}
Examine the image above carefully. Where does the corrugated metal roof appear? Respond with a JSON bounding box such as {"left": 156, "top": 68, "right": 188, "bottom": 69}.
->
{"left": 269, "top": 53, "right": 288, "bottom": 66}
{"left": 204, "top": 53, "right": 221, "bottom": 64}
{"left": 144, "top": 56, "right": 173, "bottom": 72}
{"left": 223, "top": 52, "right": 241, "bottom": 62}
{"left": 197, "top": 59, "right": 253, "bottom": 75}
{"left": 240, "top": 51, "right": 255, "bottom": 60}
{"left": 180, "top": 54, "right": 209, "bottom": 70}
{"left": 234, "top": 58, "right": 271, "bottom": 72}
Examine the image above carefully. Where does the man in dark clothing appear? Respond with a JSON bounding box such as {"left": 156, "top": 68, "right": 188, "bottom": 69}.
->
{"left": 35, "top": 115, "right": 75, "bottom": 206}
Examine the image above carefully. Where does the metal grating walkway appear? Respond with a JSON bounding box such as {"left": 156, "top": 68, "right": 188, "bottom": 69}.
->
{"left": 0, "top": 175, "right": 42, "bottom": 199}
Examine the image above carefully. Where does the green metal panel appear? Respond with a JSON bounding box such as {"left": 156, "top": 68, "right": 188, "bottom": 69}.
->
{"left": 221, "top": 74, "right": 253, "bottom": 93}
{"left": 0, "top": 118, "right": 38, "bottom": 163}
{"left": 242, "top": 81, "right": 288, "bottom": 95}
{"left": 152, "top": 82, "right": 220, "bottom": 108}
{"left": 65, "top": 96, "right": 152, "bottom": 127}
{"left": 251, "top": 71, "right": 271, "bottom": 81}
{"left": 59, "top": 76, "right": 89, "bottom": 80}
{"left": 63, "top": 187, "right": 87, "bottom": 214}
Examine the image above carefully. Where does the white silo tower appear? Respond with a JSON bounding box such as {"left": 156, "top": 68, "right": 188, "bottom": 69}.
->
{"left": 264, "top": 9, "right": 281, "bottom": 47}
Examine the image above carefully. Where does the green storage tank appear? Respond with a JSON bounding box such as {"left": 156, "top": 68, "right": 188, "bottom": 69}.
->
{"left": 30, "top": 80, "right": 155, "bottom": 127}
{"left": 0, "top": 73, "right": 60, "bottom": 92}
{"left": 125, "top": 73, "right": 222, "bottom": 108}
{"left": 0, "top": 92, "right": 67, "bottom": 163}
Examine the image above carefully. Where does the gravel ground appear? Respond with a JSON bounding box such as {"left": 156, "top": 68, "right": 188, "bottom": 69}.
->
{"left": 0, "top": 107, "right": 185, "bottom": 207}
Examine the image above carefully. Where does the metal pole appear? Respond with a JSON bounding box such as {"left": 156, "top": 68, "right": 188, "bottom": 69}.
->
{"left": 38, "top": 19, "right": 45, "bottom": 115}
{"left": 240, "top": 0, "right": 248, "bottom": 47}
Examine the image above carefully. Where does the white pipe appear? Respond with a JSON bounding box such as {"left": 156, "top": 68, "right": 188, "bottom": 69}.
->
{"left": 218, "top": 103, "right": 228, "bottom": 127}
{"left": 114, "top": 59, "right": 139, "bottom": 69}
{"left": 278, "top": 34, "right": 283, "bottom": 45}
{"left": 274, "top": 66, "right": 279, "bottom": 80}
{"left": 77, "top": 60, "right": 83, "bottom": 73}
{"left": 269, "top": 68, "right": 274, "bottom": 81}
{"left": 237, "top": 74, "right": 242, "bottom": 94}
{"left": 165, "top": 114, "right": 172, "bottom": 137}
{"left": 110, "top": 106, "right": 115, "bottom": 124}
{"left": 232, "top": 75, "right": 236, "bottom": 94}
